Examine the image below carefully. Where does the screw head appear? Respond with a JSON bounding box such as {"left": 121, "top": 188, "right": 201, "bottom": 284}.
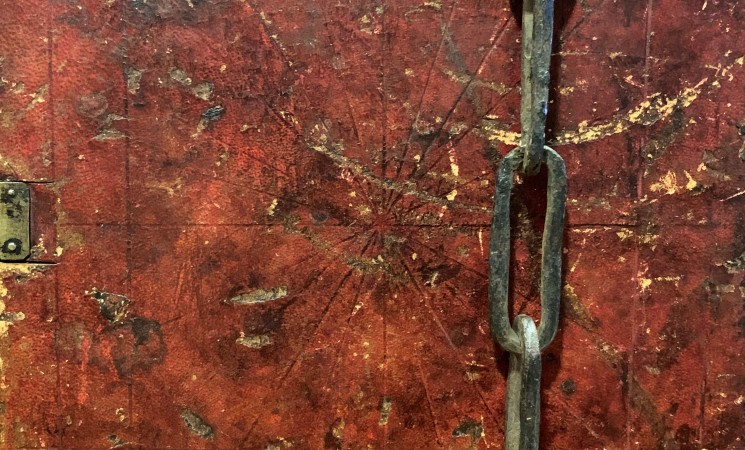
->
{"left": 6, "top": 242, "right": 17, "bottom": 252}
{"left": 6, "top": 189, "right": 15, "bottom": 197}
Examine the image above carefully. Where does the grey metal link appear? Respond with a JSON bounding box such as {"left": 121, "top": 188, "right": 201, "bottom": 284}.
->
{"left": 519, "top": 0, "right": 555, "bottom": 175}
{"left": 488, "top": 2, "right": 563, "bottom": 448}
{"left": 506, "top": 315, "right": 542, "bottom": 450}
{"left": 489, "top": 146, "right": 566, "bottom": 354}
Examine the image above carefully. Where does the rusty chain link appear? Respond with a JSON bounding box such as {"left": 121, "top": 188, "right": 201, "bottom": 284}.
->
{"left": 488, "top": 1, "right": 566, "bottom": 449}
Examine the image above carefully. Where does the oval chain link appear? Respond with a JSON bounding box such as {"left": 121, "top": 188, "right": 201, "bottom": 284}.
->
{"left": 488, "top": 1, "right": 565, "bottom": 449}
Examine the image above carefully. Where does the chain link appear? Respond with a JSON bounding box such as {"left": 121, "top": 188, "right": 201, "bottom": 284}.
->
{"left": 488, "top": 1, "right": 564, "bottom": 449}
{"left": 519, "top": 0, "right": 555, "bottom": 175}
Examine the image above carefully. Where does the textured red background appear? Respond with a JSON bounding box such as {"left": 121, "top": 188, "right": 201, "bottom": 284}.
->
{"left": 0, "top": 0, "right": 744, "bottom": 448}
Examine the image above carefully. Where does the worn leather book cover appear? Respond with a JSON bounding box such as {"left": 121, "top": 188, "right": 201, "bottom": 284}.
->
{"left": 0, "top": 0, "right": 743, "bottom": 448}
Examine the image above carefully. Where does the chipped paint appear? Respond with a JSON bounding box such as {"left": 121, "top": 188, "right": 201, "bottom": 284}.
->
{"left": 684, "top": 170, "right": 699, "bottom": 191}
{"left": 483, "top": 76, "right": 718, "bottom": 147}
{"left": 266, "top": 198, "right": 278, "bottom": 216}
{"left": 640, "top": 278, "right": 653, "bottom": 292}
{"left": 650, "top": 171, "right": 680, "bottom": 195}
{"left": 378, "top": 397, "right": 392, "bottom": 426}
{"left": 125, "top": 67, "right": 144, "bottom": 94}
{"left": 180, "top": 409, "right": 214, "bottom": 440}
{"left": 442, "top": 67, "right": 511, "bottom": 95}
{"left": 227, "top": 286, "right": 288, "bottom": 305}
{"left": 236, "top": 333, "right": 272, "bottom": 349}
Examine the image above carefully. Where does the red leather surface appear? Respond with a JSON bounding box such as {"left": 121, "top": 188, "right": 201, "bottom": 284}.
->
{"left": 0, "top": 0, "right": 743, "bottom": 448}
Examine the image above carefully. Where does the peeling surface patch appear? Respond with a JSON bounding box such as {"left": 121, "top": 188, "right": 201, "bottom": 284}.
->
{"left": 180, "top": 409, "right": 214, "bottom": 440}
{"left": 378, "top": 397, "right": 392, "bottom": 426}
{"left": 88, "top": 289, "right": 130, "bottom": 323}
{"left": 452, "top": 417, "right": 484, "bottom": 447}
{"left": 227, "top": 286, "right": 288, "bottom": 305}
{"left": 236, "top": 333, "right": 272, "bottom": 349}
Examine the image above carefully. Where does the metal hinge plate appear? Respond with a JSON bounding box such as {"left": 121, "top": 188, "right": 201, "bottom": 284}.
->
{"left": 0, "top": 182, "right": 30, "bottom": 261}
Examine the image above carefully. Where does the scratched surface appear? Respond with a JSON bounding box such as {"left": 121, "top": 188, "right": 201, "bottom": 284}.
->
{"left": 0, "top": 0, "right": 744, "bottom": 448}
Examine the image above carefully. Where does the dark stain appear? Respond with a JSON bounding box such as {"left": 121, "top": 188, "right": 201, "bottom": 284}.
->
{"left": 448, "top": 319, "right": 476, "bottom": 348}
{"left": 125, "top": 0, "right": 231, "bottom": 26}
{"left": 323, "top": 417, "right": 344, "bottom": 450}
{"left": 620, "top": 0, "right": 645, "bottom": 27}
{"left": 75, "top": 93, "right": 109, "bottom": 120}
{"left": 668, "top": 403, "right": 679, "bottom": 416}
{"left": 201, "top": 105, "right": 226, "bottom": 122}
{"left": 108, "top": 317, "right": 166, "bottom": 378}
{"left": 735, "top": 122, "right": 745, "bottom": 137}
{"left": 655, "top": 303, "right": 693, "bottom": 370}
{"left": 673, "top": 424, "right": 698, "bottom": 450}
{"left": 642, "top": 109, "right": 687, "bottom": 162}
{"left": 421, "top": 262, "right": 461, "bottom": 287}
{"left": 180, "top": 408, "right": 214, "bottom": 440}
{"left": 311, "top": 209, "right": 329, "bottom": 224}
{"left": 54, "top": 322, "right": 90, "bottom": 363}
{"left": 561, "top": 378, "right": 577, "bottom": 395}
{"left": 452, "top": 417, "right": 483, "bottom": 444}
{"left": 710, "top": 402, "right": 745, "bottom": 448}
{"left": 90, "top": 289, "right": 131, "bottom": 324}
{"left": 242, "top": 302, "right": 290, "bottom": 336}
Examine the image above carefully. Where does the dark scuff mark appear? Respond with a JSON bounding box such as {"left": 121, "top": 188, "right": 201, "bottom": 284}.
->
{"left": 89, "top": 289, "right": 130, "bottom": 324}
{"left": 561, "top": 379, "right": 577, "bottom": 395}
{"left": 75, "top": 93, "right": 109, "bottom": 119}
{"left": 194, "top": 105, "right": 226, "bottom": 135}
{"left": 452, "top": 417, "right": 484, "bottom": 447}
{"left": 0, "top": 311, "right": 24, "bottom": 325}
{"left": 125, "top": 0, "right": 232, "bottom": 26}
{"left": 180, "top": 408, "right": 214, "bottom": 440}
{"left": 86, "top": 291, "right": 167, "bottom": 377}
{"left": 641, "top": 108, "right": 687, "bottom": 162}
{"left": 655, "top": 303, "right": 693, "bottom": 370}
{"left": 107, "top": 434, "right": 128, "bottom": 448}
{"left": 202, "top": 105, "right": 225, "bottom": 122}
{"left": 724, "top": 250, "right": 745, "bottom": 274}
{"left": 323, "top": 417, "right": 345, "bottom": 449}
{"left": 109, "top": 317, "right": 166, "bottom": 377}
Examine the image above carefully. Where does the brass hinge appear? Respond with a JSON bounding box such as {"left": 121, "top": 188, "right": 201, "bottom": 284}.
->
{"left": 0, "top": 182, "right": 30, "bottom": 261}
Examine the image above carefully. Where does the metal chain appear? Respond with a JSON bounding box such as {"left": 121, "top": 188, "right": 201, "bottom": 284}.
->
{"left": 519, "top": 0, "right": 555, "bottom": 175}
{"left": 488, "top": 1, "right": 566, "bottom": 449}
